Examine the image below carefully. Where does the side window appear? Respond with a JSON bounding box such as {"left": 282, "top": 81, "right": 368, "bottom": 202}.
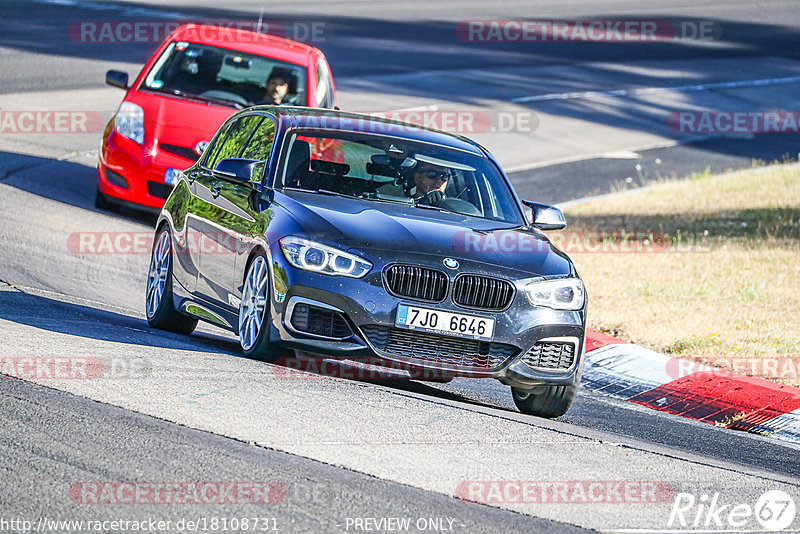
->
{"left": 202, "top": 120, "right": 234, "bottom": 170}
{"left": 480, "top": 173, "right": 502, "bottom": 219}
{"left": 241, "top": 116, "right": 276, "bottom": 180}
{"left": 208, "top": 115, "right": 263, "bottom": 169}
{"left": 315, "top": 57, "right": 335, "bottom": 109}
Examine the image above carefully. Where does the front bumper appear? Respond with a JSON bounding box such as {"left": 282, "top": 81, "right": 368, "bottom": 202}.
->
{"left": 267, "top": 253, "right": 586, "bottom": 388}
{"left": 98, "top": 128, "right": 198, "bottom": 209}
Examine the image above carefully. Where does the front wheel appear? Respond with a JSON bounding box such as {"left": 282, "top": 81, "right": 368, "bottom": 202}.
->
{"left": 145, "top": 228, "right": 197, "bottom": 334}
{"left": 239, "top": 254, "right": 281, "bottom": 361}
{"left": 511, "top": 384, "right": 577, "bottom": 418}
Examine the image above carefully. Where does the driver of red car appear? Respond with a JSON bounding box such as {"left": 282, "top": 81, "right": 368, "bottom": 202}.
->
{"left": 260, "top": 67, "right": 293, "bottom": 105}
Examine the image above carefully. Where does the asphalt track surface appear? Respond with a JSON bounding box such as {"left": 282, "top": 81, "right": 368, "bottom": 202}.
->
{"left": 1, "top": 1, "right": 799, "bottom": 532}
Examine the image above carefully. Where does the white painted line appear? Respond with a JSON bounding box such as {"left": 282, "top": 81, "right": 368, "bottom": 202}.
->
{"left": 504, "top": 134, "right": 714, "bottom": 174}
{"left": 556, "top": 187, "right": 652, "bottom": 210}
{"left": 597, "top": 150, "right": 641, "bottom": 159}
{"left": 394, "top": 105, "right": 440, "bottom": 112}
{"left": 556, "top": 161, "right": 800, "bottom": 210}
{"left": 512, "top": 75, "right": 800, "bottom": 103}
{"left": 583, "top": 344, "right": 687, "bottom": 399}
{"left": 582, "top": 342, "right": 800, "bottom": 445}
{"left": 34, "top": 0, "right": 190, "bottom": 19}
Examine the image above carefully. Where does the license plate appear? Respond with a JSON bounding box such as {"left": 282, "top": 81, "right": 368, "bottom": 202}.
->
{"left": 395, "top": 304, "right": 495, "bottom": 341}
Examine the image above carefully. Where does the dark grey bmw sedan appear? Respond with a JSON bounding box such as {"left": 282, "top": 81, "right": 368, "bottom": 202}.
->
{"left": 146, "top": 106, "right": 586, "bottom": 417}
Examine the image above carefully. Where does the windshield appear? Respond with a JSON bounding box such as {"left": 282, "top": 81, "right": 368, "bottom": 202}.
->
{"left": 140, "top": 41, "right": 307, "bottom": 108}
{"left": 277, "top": 130, "right": 524, "bottom": 224}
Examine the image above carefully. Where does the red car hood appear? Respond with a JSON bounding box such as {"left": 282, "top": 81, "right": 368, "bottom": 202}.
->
{"left": 130, "top": 90, "right": 237, "bottom": 136}
{"left": 120, "top": 91, "right": 240, "bottom": 159}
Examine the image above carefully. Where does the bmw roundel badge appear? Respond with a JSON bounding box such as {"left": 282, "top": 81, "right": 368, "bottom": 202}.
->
{"left": 443, "top": 258, "right": 459, "bottom": 269}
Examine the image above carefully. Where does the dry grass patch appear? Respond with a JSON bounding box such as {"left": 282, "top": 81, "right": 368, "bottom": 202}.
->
{"left": 563, "top": 163, "right": 800, "bottom": 386}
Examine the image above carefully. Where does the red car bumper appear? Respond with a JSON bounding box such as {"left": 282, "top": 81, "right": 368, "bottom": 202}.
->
{"left": 98, "top": 127, "right": 200, "bottom": 210}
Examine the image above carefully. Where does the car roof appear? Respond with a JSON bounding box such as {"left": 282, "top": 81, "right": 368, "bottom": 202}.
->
{"left": 168, "top": 24, "right": 316, "bottom": 66}
{"left": 249, "top": 106, "right": 485, "bottom": 156}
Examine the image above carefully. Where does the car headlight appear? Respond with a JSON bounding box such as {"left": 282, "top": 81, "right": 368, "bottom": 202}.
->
{"left": 279, "top": 237, "right": 372, "bottom": 278}
{"left": 114, "top": 102, "right": 144, "bottom": 144}
{"left": 525, "top": 278, "right": 584, "bottom": 310}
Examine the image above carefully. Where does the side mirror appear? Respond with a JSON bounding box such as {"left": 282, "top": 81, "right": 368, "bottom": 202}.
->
{"left": 213, "top": 158, "right": 264, "bottom": 190}
{"left": 522, "top": 200, "right": 566, "bottom": 230}
{"left": 105, "top": 70, "right": 129, "bottom": 90}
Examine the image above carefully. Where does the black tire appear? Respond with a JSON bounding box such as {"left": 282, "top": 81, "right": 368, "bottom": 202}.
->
{"left": 145, "top": 228, "right": 197, "bottom": 335}
{"left": 94, "top": 185, "right": 120, "bottom": 212}
{"left": 511, "top": 384, "right": 577, "bottom": 418}
{"left": 239, "top": 253, "right": 284, "bottom": 362}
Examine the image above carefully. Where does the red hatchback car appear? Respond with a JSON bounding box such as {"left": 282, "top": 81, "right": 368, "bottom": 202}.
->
{"left": 97, "top": 24, "right": 337, "bottom": 211}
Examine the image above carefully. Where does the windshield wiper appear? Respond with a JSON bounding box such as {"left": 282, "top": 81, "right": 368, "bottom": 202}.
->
{"left": 411, "top": 198, "right": 454, "bottom": 214}
{"left": 282, "top": 186, "right": 358, "bottom": 199}
{"left": 317, "top": 188, "right": 359, "bottom": 199}
{"left": 284, "top": 186, "right": 451, "bottom": 208}
{"left": 414, "top": 204, "right": 448, "bottom": 212}
{"left": 157, "top": 89, "right": 244, "bottom": 110}
{"left": 282, "top": 186, "right": 316, "bottom": 193}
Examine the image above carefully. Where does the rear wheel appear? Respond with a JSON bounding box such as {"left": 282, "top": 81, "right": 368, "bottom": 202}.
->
{"left": 145, "top": 228, "right": 197, "bottom": 334}
{"left": 511, "top": 384, "right": 577, "bottom": 418}
{"left": 239, "top": 254, "right": 281, "bottom": 361}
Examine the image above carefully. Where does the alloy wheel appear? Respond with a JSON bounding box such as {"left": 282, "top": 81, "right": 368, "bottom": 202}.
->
{"left": 146, "top": 231, "right": 170, "bottom": 318}
{"left": 239, "top": 256, "right": 268, "bottom": 351}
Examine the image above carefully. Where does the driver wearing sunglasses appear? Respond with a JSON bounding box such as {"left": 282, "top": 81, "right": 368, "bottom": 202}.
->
{"left": 412, "top": 162, "right": 449, "bottom": 206}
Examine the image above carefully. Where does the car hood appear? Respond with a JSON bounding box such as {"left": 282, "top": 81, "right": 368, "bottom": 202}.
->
{"left": 130, "top": 91, "right": 237, "bottom": 133}
{"left": 275, "top": 191, "right": 574, "bottom": 278}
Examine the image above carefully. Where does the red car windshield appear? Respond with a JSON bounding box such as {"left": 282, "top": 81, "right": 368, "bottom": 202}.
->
{"left": 140, "top": 41, "right": 307, "bottom": 108}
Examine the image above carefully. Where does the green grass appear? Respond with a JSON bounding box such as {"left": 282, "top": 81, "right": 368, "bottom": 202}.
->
{"left": 563, "top": 162, "right": 800, "bottom": 385}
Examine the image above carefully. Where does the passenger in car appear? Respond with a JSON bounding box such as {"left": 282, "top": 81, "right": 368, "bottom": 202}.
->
{"left": 174, "top": 50, "right": 224, "bottom": 95}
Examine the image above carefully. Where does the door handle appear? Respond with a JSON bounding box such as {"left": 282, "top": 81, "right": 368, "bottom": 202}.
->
{"left": 211, "top": 186, "right": 221, "bottom": 198}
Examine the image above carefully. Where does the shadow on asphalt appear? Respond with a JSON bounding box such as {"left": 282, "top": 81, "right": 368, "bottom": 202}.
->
{"left": 3, "top": 1, "right": 800, "bottom": 165}
{"left": 0, "top": 280, "right": 519, "bottom": 415}
{"left": 269, "top": 353, "right": 522, "bottom": 413}
{"left": 5, "top": 2, "right": 800, "bottom": 78}
{"left": 0, "top": 150, "right": 158, "bottom": 225}
{"left": 5, "top": 283, "right": 800, "bottom": 480}
{"left": 0, "top": 288, "right": 238, "bottom": 354}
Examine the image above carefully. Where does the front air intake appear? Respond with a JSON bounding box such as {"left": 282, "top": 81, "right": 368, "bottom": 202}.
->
{"left": 521, "top": 341, "right": 576, "bottom": 371}
{"left": 290, "top": 303, "right": 352, "bottom": 339}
